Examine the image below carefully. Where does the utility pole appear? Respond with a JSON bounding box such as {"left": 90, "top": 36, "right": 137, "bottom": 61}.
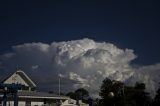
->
{"left": 59, "top": 74, "right": 61, "bottom": 97}
{"left": 58, "top": 73, "right": 61, "bottom": 106}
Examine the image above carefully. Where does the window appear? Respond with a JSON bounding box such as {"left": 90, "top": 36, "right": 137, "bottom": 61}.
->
{"left": 25, "top": 101, "right": 31, "bottom": 106}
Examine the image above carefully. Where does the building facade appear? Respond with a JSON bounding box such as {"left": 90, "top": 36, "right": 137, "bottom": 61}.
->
{"left": 0, "top": 70, "right": 88, "bottom": 106}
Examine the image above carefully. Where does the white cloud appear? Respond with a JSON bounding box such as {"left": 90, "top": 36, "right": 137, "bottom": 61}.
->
{"left": 0, "top": 38, "right": 159, "bottom": 97}
{"left": 31, "top": 65, "right": 39, "bottom": 70}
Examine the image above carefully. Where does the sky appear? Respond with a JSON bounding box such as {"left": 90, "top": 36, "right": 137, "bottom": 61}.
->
{"left": 0, "top": 0, "right": 160, "bottom": 97}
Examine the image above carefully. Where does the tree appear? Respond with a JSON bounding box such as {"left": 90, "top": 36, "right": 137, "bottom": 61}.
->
{"left": 99, "top": 78, "right": 124, "bottom": 106}
{"left": 75, "top": 88, "right": 89, "bottom": 103}
{"left": 124, "top": 82, "right": 152, "bottom": 106}
{"left": 134, "top": 83, "right": 152, "bottom": 106}
{"left": 66, "top": 92, "right": 76, "bottom": 100}
{"left": 99, "top": 78, "right": 152, "bottom": 106}
{"left": 66, "top": 88, "right": 89, "bottom": 103}
{"left": 153, "top": 83, "right": 160, "bottom": 106}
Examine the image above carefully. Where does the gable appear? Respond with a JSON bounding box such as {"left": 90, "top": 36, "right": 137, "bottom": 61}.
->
{"left": 3, "top": 72, "right": 29, "bottom": 86}
{"left": 3, "top": 70, "right": 36, "bottom": 88}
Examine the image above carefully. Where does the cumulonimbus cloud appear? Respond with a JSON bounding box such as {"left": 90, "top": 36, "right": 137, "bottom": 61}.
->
{"left": 0, "top": 38, "right": 160, "bottom": 97}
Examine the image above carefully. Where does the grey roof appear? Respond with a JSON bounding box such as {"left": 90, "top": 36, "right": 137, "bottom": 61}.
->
{"left": 17, "top": 91, "right": 69, "bottom": 99}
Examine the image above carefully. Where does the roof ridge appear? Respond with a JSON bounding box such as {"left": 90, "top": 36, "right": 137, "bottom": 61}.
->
{"left": 16, "top": 70, "right": 36, "bottom": 87}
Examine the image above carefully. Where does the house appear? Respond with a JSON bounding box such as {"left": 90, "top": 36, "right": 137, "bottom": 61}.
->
{"left": 0, "top": 70, "right": 89, "bottom": 106}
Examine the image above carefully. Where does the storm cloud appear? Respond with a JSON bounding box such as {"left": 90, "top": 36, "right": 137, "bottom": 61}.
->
{"left": 0, "top": 38, "right": 160, "bottom": 97}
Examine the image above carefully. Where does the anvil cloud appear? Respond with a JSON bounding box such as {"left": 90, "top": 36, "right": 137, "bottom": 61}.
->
{"left": 0, "top": 38, "right": 160, "bottom": 97}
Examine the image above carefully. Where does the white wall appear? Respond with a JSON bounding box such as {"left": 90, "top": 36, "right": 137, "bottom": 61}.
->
{"left": 31, "top": 101, "right": 44, "bottom": 106}
{"left": 5, "top": 101, "right": 45, "bottom": 106}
